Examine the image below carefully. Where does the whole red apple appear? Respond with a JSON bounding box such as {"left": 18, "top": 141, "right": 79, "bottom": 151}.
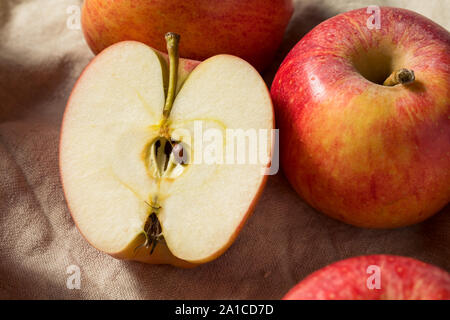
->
{"left": 271, "top": 7, "right": 450, "bottom": 228}
{"left": 81, "top": 0, "right": 294, "bottom": 71}
{"left": 284, "top": 255, "right": 450, "bottom": 300}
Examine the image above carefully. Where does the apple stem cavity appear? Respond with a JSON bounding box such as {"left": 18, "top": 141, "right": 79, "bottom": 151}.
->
{"left": 162, "top": 32, "right": 180, "bottom": 120}
{"left": 383, "top": 68, "right": 415, "bottom": 86}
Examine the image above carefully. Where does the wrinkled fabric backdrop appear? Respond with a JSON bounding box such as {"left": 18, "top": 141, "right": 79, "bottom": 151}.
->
{"left": 0, "top": 0, "right": 448, "bottom": 299}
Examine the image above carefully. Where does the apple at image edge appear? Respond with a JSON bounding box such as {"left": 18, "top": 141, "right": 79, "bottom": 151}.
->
{"left": 59, "top": 39, "right": 275, "bottom": 267}
{"left": 283, "top": 255, "right": 450, "bottom": 300}
{"left": 271, "top": 7, "right": 450, "bottom": 228}
{"left": 81, "top": 0, "right": 294, "bottom": 71}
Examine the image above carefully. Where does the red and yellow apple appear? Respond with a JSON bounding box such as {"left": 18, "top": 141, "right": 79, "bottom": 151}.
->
{"left": 284, "top": 255, "right": 450, "bottom": 300}
{"left": 81, "top": 0, "right": 294, "bottom": 71}
{"left": 60, "top": 34, "right": 274, "bottom": 267}
{"left": 271, "top": 7, "right": 450, "bottom": 228}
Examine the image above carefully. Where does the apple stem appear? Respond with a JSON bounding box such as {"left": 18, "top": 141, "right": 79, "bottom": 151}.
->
{"left": 163, "top": 32, "right": 180, "bottom": 119}
{"left": 383, "top": 68, "right": 415, "bottom": 86}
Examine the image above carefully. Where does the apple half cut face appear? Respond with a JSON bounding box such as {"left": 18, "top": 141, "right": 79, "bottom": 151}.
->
{"left": 60, "top": 35, "right": 274, "bottom": 266}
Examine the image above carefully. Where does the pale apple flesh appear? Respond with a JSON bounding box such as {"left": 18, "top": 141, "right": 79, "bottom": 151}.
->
{"left": 271, "top": 7, "right": 450, "bottom": 228}
{"left": 284, "top": 255, "right": 450, "bottom": 300}
{"left": 60, "top": 40, "right": 273, "bottom": 266}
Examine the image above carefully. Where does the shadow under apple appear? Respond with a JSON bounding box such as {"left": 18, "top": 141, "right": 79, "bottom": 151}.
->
{"left": 121, "top": 168, "right": 450, "bottom": 299}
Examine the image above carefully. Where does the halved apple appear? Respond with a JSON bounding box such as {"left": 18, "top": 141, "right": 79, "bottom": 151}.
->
{"left": 60, "top": 34, "right": 274, "bottom": 267}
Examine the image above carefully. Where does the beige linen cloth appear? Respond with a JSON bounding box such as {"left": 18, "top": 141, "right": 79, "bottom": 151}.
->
{"left": 0, "top": 0, "right": 448, "bottom": 299}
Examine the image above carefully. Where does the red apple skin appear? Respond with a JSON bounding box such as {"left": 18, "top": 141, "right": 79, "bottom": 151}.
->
{"left": 81, "top": 0, "right": 294, "bottom": 71}
{"left": 284, "top": 255, "right": 450, "bottom": 300}
{"left": 271, "top": 7, "right": 450, "bottom": 228}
